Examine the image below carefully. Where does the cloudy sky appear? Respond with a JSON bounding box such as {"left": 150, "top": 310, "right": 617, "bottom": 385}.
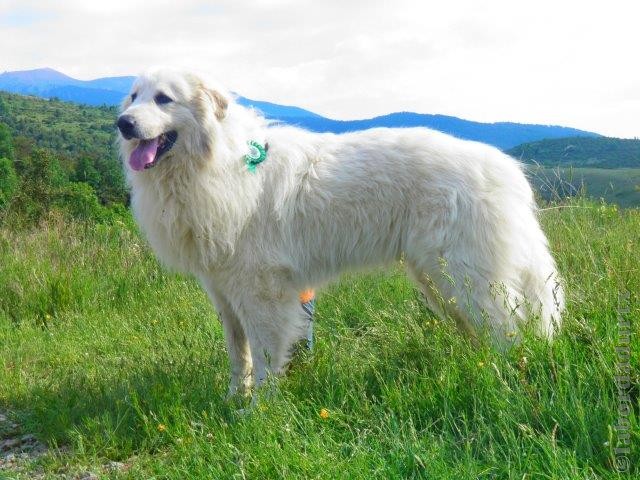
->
{"left": 1, "top": 0, "right": 639, "bottom": 137}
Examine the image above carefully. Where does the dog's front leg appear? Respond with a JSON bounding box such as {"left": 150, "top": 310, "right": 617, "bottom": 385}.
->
{"left": 200, "top": 277, "right": 253, "bottom": 398}
{"left": 232, "top": 289, "right": 308, "bottom": 392}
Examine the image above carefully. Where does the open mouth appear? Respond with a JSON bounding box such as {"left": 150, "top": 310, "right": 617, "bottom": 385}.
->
{"left": 128, "top": 131, "right": 178, "bottom": 171}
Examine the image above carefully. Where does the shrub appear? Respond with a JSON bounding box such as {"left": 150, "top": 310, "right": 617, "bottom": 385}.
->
{"left": 55, "top": 181, "right": 109, "bottom": 222}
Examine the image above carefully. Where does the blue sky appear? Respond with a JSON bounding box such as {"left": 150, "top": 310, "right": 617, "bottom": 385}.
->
{"left": 0, "top": 8, "right": 53, "bottom": 27}
{"left": 1, "top": 0, "right": 640, "bottom": 138}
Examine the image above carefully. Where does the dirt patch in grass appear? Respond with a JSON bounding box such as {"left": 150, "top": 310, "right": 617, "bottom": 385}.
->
{"left": 1, "top": 409, "right": 50, "bottom": 477}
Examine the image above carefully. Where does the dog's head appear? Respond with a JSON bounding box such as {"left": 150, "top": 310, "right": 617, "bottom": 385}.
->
{"left": 118, "top": 69, "right": 228, "bottom": 172}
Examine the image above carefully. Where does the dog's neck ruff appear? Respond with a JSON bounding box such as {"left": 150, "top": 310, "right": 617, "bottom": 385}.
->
{"left": 244, "top": 140, "right": 268, "bottom": 172}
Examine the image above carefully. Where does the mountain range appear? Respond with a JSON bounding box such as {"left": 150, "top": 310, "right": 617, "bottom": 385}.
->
{"left": 0, "top": 67, "right": 600, "bottom": 150}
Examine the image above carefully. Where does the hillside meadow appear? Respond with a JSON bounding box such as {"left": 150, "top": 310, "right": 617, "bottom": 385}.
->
{"left": 0, "top": 90, "right": 638, "bottom": 478}
{"left": 0, "top": 197, "right": 638, "bottom": 479}
{"left": 527, "top": 166, "right": 640, "bottom": 209}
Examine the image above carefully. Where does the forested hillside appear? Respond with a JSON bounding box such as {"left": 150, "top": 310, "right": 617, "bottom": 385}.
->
{"left": 0, "top": 92, "right": 117, "bottom": 159}
{"left": 0, "top": 93, "right": 127, "bottom": 225}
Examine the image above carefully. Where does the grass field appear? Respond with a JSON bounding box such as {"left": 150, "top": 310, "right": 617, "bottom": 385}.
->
{"left": 526, "top": 166, "right": 640, "bottom": 208}
{"left": 0, "top": 201, "right": 639, "bottom": 479}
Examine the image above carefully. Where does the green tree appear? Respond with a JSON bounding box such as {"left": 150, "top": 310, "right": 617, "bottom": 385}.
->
{"left": 0, "top": 96, "right": 8, "bottom": 116}
{"left": 12, "top": 148, "right": 69, "bottom": 223}
{"left": 55, "top": 181, "right": 108, "bottom": 221}
{"left": 0, "top": 157, "right": 18, "bottom": 210}
{"left": 72, "top": 157, "right": 101, "bottom": 191}
{"left": 0, "top": 122, "right": 14, "bottom": 160}
{"left": 12, "top": 136, "right": 35, "bottom": 175}
{"left": 94, "top": 156, "right": 127, "bottom": 205}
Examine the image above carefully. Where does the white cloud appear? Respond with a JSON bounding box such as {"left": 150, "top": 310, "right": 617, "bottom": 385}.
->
{"left": 1, "top": 0, "right": 639, "bottom": 137}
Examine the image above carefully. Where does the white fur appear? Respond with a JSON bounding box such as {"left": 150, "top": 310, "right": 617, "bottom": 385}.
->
{"left": 119, "top": 69, "right": 564, "bottom": 397}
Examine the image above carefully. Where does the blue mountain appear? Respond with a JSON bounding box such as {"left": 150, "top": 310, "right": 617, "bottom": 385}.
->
{"left": 271, "top": 113, "right": 599, "bottom": 151}
{"left": 0, "top": 67, "right": 79, "bottom": 89}
{"left": 0, "top": 68, "right": 600, "bottom": 149}
{"left": 0, "top": 68, "right": 136, "bottom": 106}
{"left": 236, "top": 96, "right": 322, "bottom": 119}
{"left": 84, "top": 75, "right": 138, "bottom": 93}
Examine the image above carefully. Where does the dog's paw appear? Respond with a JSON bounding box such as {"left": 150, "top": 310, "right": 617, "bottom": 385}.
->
{"left": 225, "top": 375, "right": 253, "bottom": 401}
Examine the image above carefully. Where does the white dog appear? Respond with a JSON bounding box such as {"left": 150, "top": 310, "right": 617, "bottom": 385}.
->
{"left": 118, "top": 69, "right": 564, "bottom": 397}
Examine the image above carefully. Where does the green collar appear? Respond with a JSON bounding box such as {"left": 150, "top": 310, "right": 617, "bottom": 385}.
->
{"left": 244, "top": 140, "right": 268, "bottom": 172}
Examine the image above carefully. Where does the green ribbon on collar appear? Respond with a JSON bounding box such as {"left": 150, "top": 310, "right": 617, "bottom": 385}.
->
{"left": 244, "top": 140, "right": 267, "bottom": 173}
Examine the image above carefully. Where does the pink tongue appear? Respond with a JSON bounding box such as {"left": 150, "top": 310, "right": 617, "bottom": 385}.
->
{"left": 129, "top": 137, "right": 159, "bottom": 171}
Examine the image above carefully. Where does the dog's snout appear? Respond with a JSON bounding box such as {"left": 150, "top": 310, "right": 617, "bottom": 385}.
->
{"left": 117, "top": 115, "right": 136, "bottom": 139}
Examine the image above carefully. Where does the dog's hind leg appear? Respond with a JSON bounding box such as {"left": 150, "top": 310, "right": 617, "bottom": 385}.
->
{"left": 405, "top": 257, "right": 521, "bottom": 349}
{"left": 200, "top": 277, "right": 253, "bottom": 398}
{"left": 406, "top": 261, "right": 479, "bottom": 340}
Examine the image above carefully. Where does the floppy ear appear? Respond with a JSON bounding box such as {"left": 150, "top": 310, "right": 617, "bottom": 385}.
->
{"left": 203, "top": 87, "right": 228, "bottom": 120}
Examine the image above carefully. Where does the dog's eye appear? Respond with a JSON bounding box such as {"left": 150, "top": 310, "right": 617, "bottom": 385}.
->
{"left": 131, "top": 92, "right": 137, "bottom": 102}
{"left": 155, "top": 93, "right": 173, "bottom": 105}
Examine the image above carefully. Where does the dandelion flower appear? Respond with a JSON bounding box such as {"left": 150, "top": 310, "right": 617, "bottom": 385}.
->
{"left": 157, "top": 423, "right": 166, "bottom": 432}
{"left": 319, "top": 408, "right": 330, "bottom": 420}
{"left": 477, "top": 361, "right": 485, "bottom": 368}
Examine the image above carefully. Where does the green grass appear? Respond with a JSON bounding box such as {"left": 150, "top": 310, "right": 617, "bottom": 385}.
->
{"left": 0, "top": 202, "right": 639, "bottom": 479}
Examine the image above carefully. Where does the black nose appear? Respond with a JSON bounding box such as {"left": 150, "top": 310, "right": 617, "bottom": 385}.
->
{"left": 117, "top": 115, "right": 136, "bottom": 139}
